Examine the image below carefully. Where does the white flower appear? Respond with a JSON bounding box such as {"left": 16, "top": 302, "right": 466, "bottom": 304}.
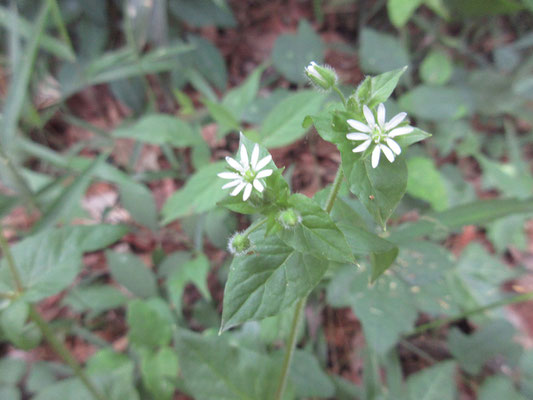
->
{"left": 217, "top": 143, "right": 273, "bottom": 201}
{"left": 346, "top": 103, "right": 414, "bottom": 168}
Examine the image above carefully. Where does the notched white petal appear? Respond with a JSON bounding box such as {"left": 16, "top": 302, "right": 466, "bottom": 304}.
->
{"left": 230, "top": 181, "right": 246, "bottom": 196}
{"left": 253, "top": 179, "right": 264, "bottom": 192}
{"left": 385, "top": 138, "right": 401, "bottom": 155}
{"left": 242, "top": 183, "right": 253, "bottom": 201}
{"left": 347, "top": 132, "right": 370, "bottom": 141}
{"left": 380, "top": 144, "right": 395, "bottom": 163}
{"left": 388, "top": 126, "right": 414, "bottom": 137}
{"left": 225, "top": 156, "right": 244, "bottom": 172}
{"left": 363, "top": 105, "right": 376, "bottom": 127}
{"left": 250, "top": 144, "right": 259, "bottom": 169}
{"left": 222, "top": 180, "right": 242, "bottom": 189}
{"left": 352, "top": 140, "right": 371, "bottom": 153}
{"left": 347, "top": 119, "right": 372, "bottom": 133}
{"left": 385, "top": 112, "right": 407, "bottom": 130}
{"left": 218, "top": 172, "right": 240, "bottom": 180}
{"left": 371, "top": 145, "right": 381, "bottom": 168}
{"left": 240, "top": 144, "right": 249, "bottom": 168}
{"left": 255, "top": 169, "right": 273, "bottom": 179}
{"left": 255, "top": 155, "right": 272, "bottom": 171}
{"left": 377, "top": 103, "right": 386, "bottom": 127}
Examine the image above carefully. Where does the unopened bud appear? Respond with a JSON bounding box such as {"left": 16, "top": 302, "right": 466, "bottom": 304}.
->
{"left": 305, "top": 61, "right": 338, "bottom": 91}
{"left": 228, "top": 232, "right": 252, "bottom": 256}
{"left": 277, "top": 208, "right": 302, "bottom": 229}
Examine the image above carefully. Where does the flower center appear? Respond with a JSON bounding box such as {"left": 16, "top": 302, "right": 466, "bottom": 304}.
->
{"left": 243, "top": 168, "right": 256, "bottom": 183}
{"left": 371, "top": 125, "right": 383, "bottom": 144}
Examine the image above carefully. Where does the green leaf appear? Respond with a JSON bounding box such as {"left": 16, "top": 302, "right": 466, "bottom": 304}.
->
{"left": 446, "top": 0, "right": 523, "bottom": 16}
{"left": 327, "top": 265, "right": 417, "bottom": 353}
{"left": 113, "top": 114, "right": 200, "bottom": 147}
{"left": 359, "top": 29, "right": 409, "bottom": 74}
{"left": 175, "top": 330, "right": 279, "bottom": 400}
{"left": 0, "top": 387, "right": 20, "bottom": 400}
{"left": 487, "top": 215, "right": 528, "bottom": 254}
{"left": 161, "top": 162, "right": 227, "bottom": 224}
{"left": 406, "top": 361, "right": 456, "bottom": 400}
{"left": 398, "top": 85, "right": 474, "bottom": 121}
{"left": 127, "top": 299, "right": 172, "bottom": 349}
{"left": 33, "top": 378, "right": 93, "bottom": 400}
{"left": 448, "top": 320, "right": 521, "bottom": 375}
{"left": 75, "top": 224, "right": 129, "bottom": 252}
{"left": 62, "top": 284, "right": 128, "bottom": 315}
{"left": 272, "top": 20, "right": 325, "bottom": 84}
{"left": 140, "top": 347, "right": 179, "bottom": 400}
{"left": 278, "top": 194, "right": 353, "bottom": 263}
{"left": 341, "top": 151, "right": 408, "bottom": 228}
{"left": 387, "top": 0, "right": 423, "bottom": 27}
{"left": 166, "top": 253, "right": 211, "bottom": 316}
{"left": 261, "top": 90, "right": 324, "bottom": 148}
{"left": 0, "top": 228, "right": 84, "bottom": 302}
{"left": 0, "top": 299, "right": 41, "bottom": 349}
{"left": 221, "top": 234, "right": 329, "bottom": 332}
{"left": 106, "top": 251, "right": 157, "bottom": 298}
{"left": 26, "top": 362, "right": 56, "bottom": 394}
{"left": 118, "top": 180, "right": 158, "bottom": 230}
{"left": 0, "top": 358, "right": 26, "bottom": 385}
{"left": 203, "top": 99, "right": 240, "bottom": 136}
{"left": 387, "top": 198, "right": 533, "bottom": 244}
{"left": 188, "top": 34, "right": 227, "bottom": 90}
{"left": 420, "top": 50, "right": 453, "bottom": 85}
{"left": 222, "top": 65, "right": 265, "bottom": 120}
{"left": 406, "top": 156, "right": 448, "bottom": 211}
{"left": 356, "top": 67, "right": 408, "bottom": 109}
{"left": 479, "top": 376, "right": 528, "bottom": 400}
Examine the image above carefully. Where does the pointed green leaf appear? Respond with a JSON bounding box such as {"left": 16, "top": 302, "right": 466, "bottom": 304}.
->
{"left": 221, "top": 234, "right": 329, "bottom": 332}
{"left": 406, "top": 361, "right": 456, "bottom": 400}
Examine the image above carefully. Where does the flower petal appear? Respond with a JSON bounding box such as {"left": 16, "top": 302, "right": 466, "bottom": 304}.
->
{"left": 242, "top": 183, "right": 253, "bottom": 201}
{"left": 371, "top": 145, "right": 381, "bottom": 168}
{"left": 347, "top": 132, "right": 370, "bottom": 141}
{"left": 225, "top": 156, "right": 244, "bottom": 172}
{"left": 385, "top": 112, "right": 407, "bottom": 130}
{"left": 363, "top": 105, "right": 376, "bottom": 127}
{"left": 240, "top": 144, "right": 249, "bottom": 168}
{"left": 253, "top": 179, "right": 264, "bottom": 192}
{"left": 250, "top": 144, "right": 259, "bottom": 169}
{"left": 347, "top": 119, "right": 372, "bottom": 133}
{"left": 380, "top": 144, "right": 395, "bottom": 163}
{"left": 255, "top": 155, "right": 272, "bottom": 171}
{"left": 388, "top": 126, "right": 414, "bottom": 137}
{"left": 385, "top": 138, "right": 401, "bottom": 155}
{"left": 377, "top": 103, "right": 386, "bottom": 128}
{"left": 222, "top": 179, "right": 242, "bottom": 189}
{"left": 255, "top": 169, "right": 273, "bottom": 179}
{"left": 218, "top": 172, "right": 240, "bottom": 180}
{"left": 352, "top": 139, "right": 371, "bottom": 153}
{"left": 230, "top": 181, "right": 246, "bottom": 196}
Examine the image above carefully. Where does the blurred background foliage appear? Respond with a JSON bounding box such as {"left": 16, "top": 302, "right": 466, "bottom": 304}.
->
{"left": 0, "top": 0, "right": 533, "bottom": 399}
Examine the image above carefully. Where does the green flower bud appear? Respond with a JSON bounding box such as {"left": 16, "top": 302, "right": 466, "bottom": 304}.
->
{"left": 228, "top": 232, "right": 252, "bottom": 255}
{"left": 305, "top": 61, "right": 338, "bottom": 91}
{"left": 277, "top": 208, "right": 302, "bottom": 230}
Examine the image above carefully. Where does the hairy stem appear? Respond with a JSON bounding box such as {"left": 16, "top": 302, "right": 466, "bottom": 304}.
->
{"left": 274, "top": 297, "right": 306, "bottom": 400}
{"left": 274, "top": 165, "right": 344, "bottom": 400}
{"left": 333, "top": 86, "right": 346, "bottom": 107}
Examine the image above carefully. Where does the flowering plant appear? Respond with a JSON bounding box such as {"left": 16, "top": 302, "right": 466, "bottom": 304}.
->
{"left": 216, "top": 63, "right": 431, "bottom": 399}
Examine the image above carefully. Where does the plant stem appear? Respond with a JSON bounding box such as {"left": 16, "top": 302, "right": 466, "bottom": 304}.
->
{"left": 28, "top": 306, "right": 107, "bottom": 400}
{"left": 409, "top": 291, "right": 533, "bottom": 336}
{"left": 244, "top": 217, "right": 268, "bottom": 237}
{"left": 325, "top": 167, "right": 344, "bottom": 213}
{"left": 333, "top": 86, "right": 346, "bottom": 108}
{"left": 274, "top": 165, "right": 344, "bottom": 400}
{"left": 0, "top": 227, "right": 23, "bottom": 292}
{"left": 274, "top": 297, "right": 306, "bottom": 400}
